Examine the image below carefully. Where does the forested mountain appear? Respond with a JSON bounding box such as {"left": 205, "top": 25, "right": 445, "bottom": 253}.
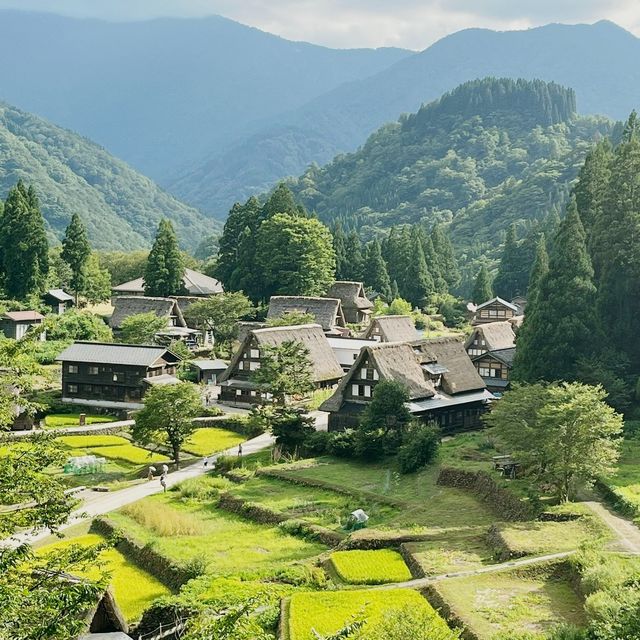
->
{"left": 0, "top": 102, "right": 211, "bottom": 250}
{"left": 173, "top": 20, "right": 640, "bottom": 216}
{"left": 0, "top": 10, "right": 409, "bottom": 186}
{"left": 284, "top": 78, "right": 613, "bottom": 283}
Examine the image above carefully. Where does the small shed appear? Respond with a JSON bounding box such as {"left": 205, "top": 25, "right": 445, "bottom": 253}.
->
{"left": 190, "top": 359, "right": 228, "bottom": 385}
{"left": 43, "top": 289, "right": 74, "bottom": 315}
{"left": 0, "top": 311, "right": 45, "bottom": 340}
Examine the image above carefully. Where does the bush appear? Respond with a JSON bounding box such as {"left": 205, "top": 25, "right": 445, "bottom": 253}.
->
{"left": 303, "top": 431, "right": 330, "bottom": 456}
{"left": 397, "top": 425, "right": 440, "bottom": 474}
{"left": 327, "top": 429, "right": 357, "bottom": 458}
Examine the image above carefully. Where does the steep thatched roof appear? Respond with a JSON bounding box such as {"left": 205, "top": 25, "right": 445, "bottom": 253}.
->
{"left": 320, "top": 342, "right": 435, "bottom": 412}
{"left": 413, "top": 337, "right": 486, "bottom": 395}
{"left": 109, "top": 296, "right": 186, "bottom": 330}
{"left": 220, "top": 324, "right": 343, "bottom": 384}
{"left": 465, "top": 322, "right": 516, "bottom": 352}
{"left": 112, "top": 268, "right": 223, "bottom": 296}
{"left": 326, "top": 281, "right": 373, "bottom": 312}
{"left": 267, "top": 296, "right": 346, "bottom": 332}
{"left": 363, "top": 315, "right": 417, "bottom": 343}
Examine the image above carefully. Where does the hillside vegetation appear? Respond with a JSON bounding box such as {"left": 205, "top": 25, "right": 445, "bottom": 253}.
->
{"left": 0, "top": 102, "right": 213, "bottom": 250}
{"left": 287, "top": 78, "right": 613, "bottom": 257}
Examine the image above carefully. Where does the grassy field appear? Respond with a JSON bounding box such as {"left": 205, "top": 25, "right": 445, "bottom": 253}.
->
{"left": 404, "top": 527, "right": 497, "bottom": 576}
{"left": 39, "top": 532, "right": 171, "bottom": 622}
{"left": 288, "top": 589, "right": 450, "bottom": 640}
{"left": 602, "top": 438, "right": 640, "bottom": 518}
{"left": 330, "top": 549, "right": 412, "bottom": 584}
{"left": 182, "top": 428, "right": 245, "bottom": 457}
{"left": 57, "top": 434, "right": 170, "bottom": 465}
{"left": 435, "top": 563, "right": 586, "bottom": 639}
{"left": 44, "top": 413, "right": 118, "bottom": 429}
{"left": 276, "top": 456, "right": 495, "bottom": 530}
{"left": 108, "top": 490, "right": 326, "bottom": 576}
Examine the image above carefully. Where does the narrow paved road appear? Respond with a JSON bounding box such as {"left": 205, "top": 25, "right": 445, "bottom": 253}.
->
{"left": 370, "top": 551, "right": 575, "bottom": 591}
{"left": 583, "top": 500, "right": 640, "bottom": 554}
{"left": 6, "top": 431, "right": 275, "bottom": 548}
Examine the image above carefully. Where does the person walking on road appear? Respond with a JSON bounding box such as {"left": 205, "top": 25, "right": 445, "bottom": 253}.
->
{"left": 237, "top": 443, "right": 243, "bottom": 458}
{"left": 160, "top": 473, "right": 167, "bottom": 493}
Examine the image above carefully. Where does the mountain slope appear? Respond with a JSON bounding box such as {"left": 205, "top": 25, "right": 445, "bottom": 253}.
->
{"left": 285, "top": 78, "right": 613, "bottom": 252}
{"left": 0, "top": 10, "right": 409, "bottom": 182}
{"left": 0, "top": 102, "right": 212, "bottom": 251}
{"left": 172, "top": 20, "right": 639, "bottom": 217}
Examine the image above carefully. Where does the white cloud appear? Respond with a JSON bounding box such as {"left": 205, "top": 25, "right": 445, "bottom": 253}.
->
{"left": 0, "top": 0, "right": 638, "bottom": 49}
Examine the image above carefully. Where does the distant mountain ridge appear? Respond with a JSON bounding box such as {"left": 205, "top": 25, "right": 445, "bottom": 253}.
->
{"left": 0, "top": 10, "right": 410, "bottom": 186}
{"left": 0, "top": 102, "right": 213, "bottom": 251}
{"left": 171, "top": 20, "right": 640, "bottom": 217}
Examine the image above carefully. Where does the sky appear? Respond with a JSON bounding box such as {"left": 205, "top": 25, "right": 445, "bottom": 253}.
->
{"left": 0, "top": 0, "right": 638, "bottom": 49}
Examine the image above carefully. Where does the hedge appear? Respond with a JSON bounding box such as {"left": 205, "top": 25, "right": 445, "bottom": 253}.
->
{"left": 596, "top": 478, "right": 640, "bottom": 520}
{"left": 436, "top": 467, "right": 535, "bottom": 521}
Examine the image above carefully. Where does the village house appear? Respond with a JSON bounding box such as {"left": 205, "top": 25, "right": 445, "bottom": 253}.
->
{"left": 57, "top": 342, "right": 182, "bottom": 410}
{"left": 320, "top": 337, "right": 492, "bottom": 433}
{"left": 111, "top": 268, "right": 223, "bottom": 300}
{"left": 465, "top": 321, "right": 516, "bottom": 394}
{"left": 218, "top": 324, "right": 343, "bottom": 407}
{"left": 0, "top": 310, "right": 45, "bottom": 340}
{"left": 190, "top": 358, "right": 228, "bottom": 385}
{"left": 109, "top": 296, "right": 204, "bottom": 348}
{"left": 325, "top": 281, "right": 374, "bottom": 325}
{"left": 43, "top": 289, "right": 74, "bottom": 315}
{"left": 327, "top": 336, "right": 378, "bottom": 372}
{"left": 267, "top": 296, "right": 348, "bottom": 336}
{"left": 362, "top": 315, "right": 418, "bottom": 343}
{"left": 472, "top": 297, "right": 519, "bottom": 325}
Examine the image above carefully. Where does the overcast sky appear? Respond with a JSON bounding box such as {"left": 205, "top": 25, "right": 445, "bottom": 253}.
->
{"left": 0, "top": 0, "right": 638, "bottom": 49}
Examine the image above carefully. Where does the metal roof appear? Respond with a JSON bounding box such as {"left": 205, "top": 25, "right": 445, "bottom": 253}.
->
{"left": 475, "top": 296, "right": 519, "bottom": 312}
{"left": 191, "top": 359, "right": 228, "bottom": 370}
{"left": 407, "top": 389, "right": 494, "bottom": 413}
{"left": 3, "top": 310, "right": 44, "bottom": 322}
{"left": 57, "top": 342, "right": 179, "bottom": 366}
{"left": 45, "top": 288, "right": 74, "bottom": 302}
{"left": 143, "top": 374, "right": 181, "bottom": 386}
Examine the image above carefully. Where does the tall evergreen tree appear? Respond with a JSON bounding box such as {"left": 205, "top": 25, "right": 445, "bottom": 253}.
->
{"left": 472, "top": 264, "right": 493, "bottom": 303}
{"left": 403, "top": 230, "right": 434, "bottom": 308}
{"left": 332, "top": 222, "right": 348, "bottom": 281}
{"left": 362, "top": 240, "right": 392, "bottom": 301}
{"left": 513, "top": 200, "right": 599, "bottom": 382}
{"left": 527, "top": 233, "right": 549, "bottom": 306}
{"left": 61, "top": 213, "right": 91, "bottom": 304}
{"left": 592, "top": 113, "right": 640, "bottom": 371}
{"left": 430, "top": 224, "right": 460, "bottom": 289}
{"left": 143, "top": 219, "right": 185, "bottom": 297}
{"left": 1, "top": 181, "right": 49, "bottom": 300}
{"left": 343, "top": 231, "right": 364, "bottom": 282}
{"left": 419, "top": 227, "right": 447, "bottom": 293}
{"left": 262, "top": 182, "right": 305, "bottom": 220}
{"left": 493, "top": 224, "right": 522, "bottom": 299}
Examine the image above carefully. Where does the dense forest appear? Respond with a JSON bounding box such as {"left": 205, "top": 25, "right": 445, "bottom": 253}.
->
{"left": 287, "top": 78, "right": 615, "bottom": 290}
{"left": 0, "top": 102, "right": 214, "bottom": 251}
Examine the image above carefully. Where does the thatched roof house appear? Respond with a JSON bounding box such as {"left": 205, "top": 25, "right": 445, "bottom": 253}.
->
{"left": 112, "top": 268, "right": 223, "bottom": 298}
{"left": 465, "top": 322, "right": 517, "bottom": 394}
{"left": 267, "top": 296, "right": 347, "bottom": 335}
{"left": 219, "top": 324, "right": 343, "bottom": 406}
{"left": 465, "top": 322, "right": 516, "bottom": 356}
{"left": 320, "top": 337, "right": 491, "bottom": 432}
{"left": 326, "top": 281, "right": 373, "bottom": 324}
{"left": 362, "top": 315, "right": 418, "bottom": 343}
{"left": 109, "top": 296, "right": 186, "bottom": 330}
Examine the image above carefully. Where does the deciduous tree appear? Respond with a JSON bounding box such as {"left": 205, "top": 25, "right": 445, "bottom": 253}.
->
{"left": 118, "top": 311, "right": 168, "bottom": 345}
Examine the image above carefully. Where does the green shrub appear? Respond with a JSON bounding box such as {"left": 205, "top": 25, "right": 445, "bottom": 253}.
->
{"left": 304, "top": 431, "right": 330, "bottom": 456}
{"left": 327, "top": 429, "right": 357, "bottom": 458}
{"left": 397, "top": 425, "right": 440, "bottom": 474}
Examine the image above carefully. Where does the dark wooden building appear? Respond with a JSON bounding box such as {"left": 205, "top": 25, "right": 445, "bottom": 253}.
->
{"left": 320, "top": 338, "right": 492, "bottom": 433}
{"left": 218, "top": 324, "right": 343, "bottom": 407}
{"left": 0, "top": 311, "right": 45, "bottom": 340}
{"left": 43, "top": 289, "right": 74, "bottom": 315}
{"left": 57, "top": 342, "right": 182, "bottom": 410}
{"left": 190, "top": 359, "right": 228, "bottom": 385}
{"left": 472, "top": 297, "right": 519, "bottom": 325}
{"left": 326, "top": 281, "right": 373, "bottom": 325}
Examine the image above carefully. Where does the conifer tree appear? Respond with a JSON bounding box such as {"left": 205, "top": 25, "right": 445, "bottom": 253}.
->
{"left": 1, "top": 181, "right": 49, "bottom": 300}
{"left": 403, "top": 230, "right": 434, "bottom": 308}
{"left": 430, "top": 224, "right": 460, "bottom": 288}
{"left": 262, "top": 182, "right": 304, "bottom": 219}
{"left": 513, "top": 200, "right": 599, "bottom": 382}
{"left": 382, "top": 227, "right": 405, "bottom": 288}
{"left": 419, "top": 227, "right": 447, "bottom": 293}
{"left": 143, "top": 219, "right": 185, "bottom": 297}
{"left": 527, "top": 234, "right": 549, "bottom": 306}
{"left": 592, "top": 113, "right": 640, "bottom": 370}
{"left": 343, "top": 231, "right": 364, "bottom": 282}
{"left": 362, "top": 239, "right": 392, "bottom": 300}
{"left": 472, "top": 265, "right": 493, "bottom": 303}
{"left": 332, "top": 222, "right": 348, "bottom": 280}
{"left": 61, "top": 213, "right": 91, "bottom": 304}
{"left": 493, "top": 224, "right": 522, "bottom": 299}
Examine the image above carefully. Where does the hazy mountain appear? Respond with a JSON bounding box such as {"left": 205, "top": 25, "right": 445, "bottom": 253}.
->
{"left": 0, "top": 102, "right": 213, "bottom": 251}
{"left": 0, "top": 10, "right": 409, "bottom": 183}
{"left": 172, "top": 20, "right": 639, "bottom": 217}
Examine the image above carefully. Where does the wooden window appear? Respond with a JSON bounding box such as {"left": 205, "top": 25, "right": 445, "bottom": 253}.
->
{"left": 67, "top": 384, "right": 78, "bottom": 394}
{"left": 372, "top": 369, "right": 379, "bottom": 381}
{"left": 351, "top": 384, "right": 359, "bottom": 397}
{"left": 249, "top": 361, "right": 259, "bottom": 371}
{"left": 67, "top": 364, "right": 79, "bottom": 374}
{"left": 364, "top": 385, "right": 371, "bottom": 398}
{"left": 238, "top": 361, "right": 244, "bottom": 370}
{"left": 498, "top": 309, "right": 506, "bottom": 317}
{"left": 250, "top": 349, "right": 259, "bottom": 359}
{"left": 88, "top": 366, "right": 99, "bottom": 375}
